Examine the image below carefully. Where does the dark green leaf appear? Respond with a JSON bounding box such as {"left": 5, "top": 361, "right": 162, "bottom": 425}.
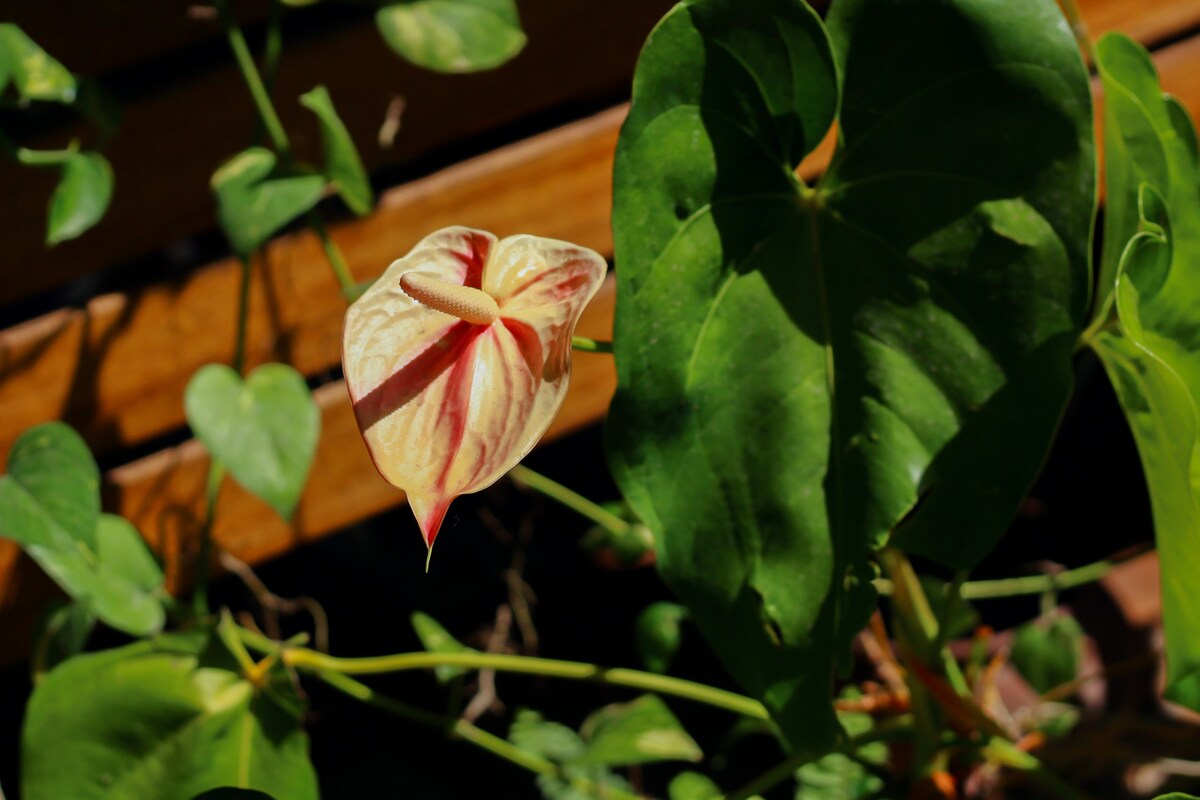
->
{"left": 299, "top": 85, "right": 373, "bottom": 215}
{"left": 31, "top": 601, "right": 95, "bottom": 677}
{"left": 411, "top": 611, "right": 474, "bottom": 683}
{"left": 669, "top": 772, "right": 722, "bottom": 800}
{"left": 185, "top": 364, "right": 321, "bottom": 520}
{"left": 1010, "top": 613, "right": 1084, "bottom": 695}
{"left": 211, "top": 148, "right": 325, "bottom": 256}
{"left": 607, "top": 0, "right": 1092, "bottom": 751}
{"left": 21, "top": 633, "right": 317, "bottom": 800}
{"left": 0, "top": 24, "right": 75, "bottom": 102}
{"left": 634, "top": 601, "right": 687, "bottom": 673}
{"left": 375, "top": 0, "right": 525, "bottom": 73}
{"left": 795, "top": 693, "right": 886, "bottom": 800}
{"left": 577, "top": 695, "right": 701, "bottom": 766}
{"left": 1089, "top": 33, "right": 1200, "bottom": 711}
{"left": 46, "top": 151, "right": 114, "bottom": 244}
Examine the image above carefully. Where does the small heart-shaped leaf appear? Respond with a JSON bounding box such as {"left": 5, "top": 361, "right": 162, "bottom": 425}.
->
{"left": 47, "top": 151, "right": 114, "bottom": 245}
{"left": 0, "top": 423, "right": 165, "bottom": 636}
{"left": 375, "top": 0, "right": 526, "bottom": 74}
{"left": 299, "top": 85, "right": 373, "bottom": 216}
{"left": 185, "top": 363, "right": 321, "bottom": 520}
{"left": 211, "top": 148, "right": 325, "bottom": 256}
{"left": 577, "top": 695, "right": 702, "bottom": 767}
{"left": 0, "top": 24, "right": 75, "bottom": 102}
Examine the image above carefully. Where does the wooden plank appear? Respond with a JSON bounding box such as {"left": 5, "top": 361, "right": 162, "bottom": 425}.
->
{"left": 0, "top": 0, "right": 675, "bottom": 307}
{"left": 0, "top": 106, "right": 625, "bottom": 471}
{"left": 0, "top": 277, "right": 616, "bottom": 664}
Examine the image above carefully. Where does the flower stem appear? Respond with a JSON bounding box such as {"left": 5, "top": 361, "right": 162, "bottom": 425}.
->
{"left": 570, "top": 336, "right": 613, "bottom": 354}
{"left": 238, "top": 626, "right": 766, "bottom": 719}
{"left": 232, "top": 256, "right": 253, "bottom": 375}
{"left": 312, "top": 669, "right": 643, "bottom": 799}
{"left": 508, "top": 464, "right": 631, "bottom": 537}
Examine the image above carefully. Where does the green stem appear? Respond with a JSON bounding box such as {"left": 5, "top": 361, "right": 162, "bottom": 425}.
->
{"left": 215, "top": 0, "right": 291, "bottom": 157}
{"left": 874, "top": 553, "right": 1125, "bottom": 601}
{"left": 191, "top": 463, "right": 226, "bottom": 615}
{"left": 726, "top": 715, "right": 913, "bottom": 800}
{"left": 1056, "top": 0, "right": 1096, "bottom": 64}
{"left": 240, "top": 629, "right": 766, "bottom": 719}
{"left": 570, "top": 336, "right": 613, "bottom": 354}
{"left": 307, "top": 211, "right": 357, "bottom": 298}
{"left": 232, "top": 256, "right": 253, "bottom": 375}
{"left": 508, "top": 464, "right": 631, "bottom": 537}
{"left": 959, "top": 557, "right": 1117, "bottom": 600}
{"left": 313, "top": 669, "right": 643, "bottom": 800}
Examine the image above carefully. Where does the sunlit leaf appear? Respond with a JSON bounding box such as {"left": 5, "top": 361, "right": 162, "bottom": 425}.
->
{"left": 0, "top": 24, "right": 75, "bottom": 102}
{"left": 607, "top": 0, "right": 1093, "bottom": 752}
{"left": 211, "top": 147, "right": 325, "bottom": 255}
{"left": 508, "top": 710, "right": 634, "bottom": 800}
{"left": 1089, "top": 33, "right": 1200, "bottom": 711}
{"left": 299, "top": 85, "right": 373, "bottom": 215}
{"left": 185, "top": 364, "right": 321, "bottom": 521}
{"left": 376, "top": 0, "right": 525, "bottom": 73}
{"left": 21, "top": 632, "right": 317, "bottom": 800}
{"left": 0, "top": 423, "right": 165, "bottom": 636}
{"left": 577, "top": 695, "right": 701, "bottom": 766}
{"left": 669, "top": 772, "right": 722, "bottom": 800}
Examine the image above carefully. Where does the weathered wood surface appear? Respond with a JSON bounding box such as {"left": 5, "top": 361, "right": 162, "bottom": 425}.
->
{"left": 0, "top": 0, "right": 675, "bottom": 307}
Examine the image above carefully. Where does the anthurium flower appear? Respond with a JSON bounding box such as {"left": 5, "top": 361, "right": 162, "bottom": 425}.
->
{"left": 343, "top": 226, "right": 607, "bottom": 551}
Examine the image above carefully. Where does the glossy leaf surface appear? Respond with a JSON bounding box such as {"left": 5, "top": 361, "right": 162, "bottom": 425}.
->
{"left": 46, "top": 151, "right": 114, "bottom": 245}
{"left": 0, "top": 423, "right": 165, "bottom": 635}
{"left": 21, "top": 633, "right": 317, "bottom": 800}
{"left": 300, "top": 85, "right": 373, "bottom": 215}
{"left": 343, "top": 226, "right": 606, "bottom": 548}
{"left": 211, "top": 148, "right": 325, "bottom": 256}
{"left": 607, "top": 0, "right": 1093, "bottom": 750}
{"left": 376, "top": 0, "right": 525, "bottom": 74}
{"left": 185, "top": 364, "right": 321, "bottom": 521}
{"left": 1089, "top": 33, "right": 1200, "bottom": 711}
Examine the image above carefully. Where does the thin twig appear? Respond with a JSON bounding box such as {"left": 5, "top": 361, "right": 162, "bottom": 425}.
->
{"left": 462, "top": 605, "right": 512, "bottom": 723}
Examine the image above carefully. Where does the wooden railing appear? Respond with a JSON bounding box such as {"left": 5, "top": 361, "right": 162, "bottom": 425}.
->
{"left": 1, "top": 0, "right": 1197, "bottom": 662}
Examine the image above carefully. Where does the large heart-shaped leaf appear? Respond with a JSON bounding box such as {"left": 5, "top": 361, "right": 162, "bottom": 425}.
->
{"left": 21, "top": 632, "right": 318, "bottom": 800}
{"left": 211, "top": 148, "right": 326, "bottom": 256}
{"left": 299, "top": 85, "right": 373, "bottom": 215}
{"left": 1087, "top": 34, "right": 1200, "bottom": 711}
{"left": 375, "top": 0, "right": 526, "bottom": 74}
{"left": 185, "top": 364, "right": 320, "bottom": 521}
{"left": 0, "top": 423, "right": 165, "bottom": 635}
{"left": 607, "top": 0, "right": 1093, "bottom": 751}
